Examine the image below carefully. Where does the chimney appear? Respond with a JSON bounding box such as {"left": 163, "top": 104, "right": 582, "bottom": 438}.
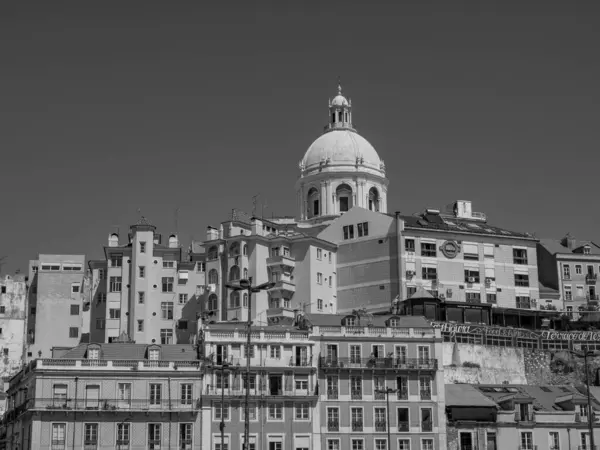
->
{"left": 108, "top": 233, "right": 119, "bottom": 247}
{"left": 206, "top": 226, "right": 219, "bottom": 241}
{"left": 562, "top": 233, "right": 576, "bottom": 250}
{"left": 251, "top": 218, "right": 263, "bottom": 236}
{"left": 168, "top": 234, "right": 179, "bottom": 248}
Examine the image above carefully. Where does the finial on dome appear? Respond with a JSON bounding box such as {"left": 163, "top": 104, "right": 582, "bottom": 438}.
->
{"left": 337, "top": 76, "right": 342, "bottom": 95}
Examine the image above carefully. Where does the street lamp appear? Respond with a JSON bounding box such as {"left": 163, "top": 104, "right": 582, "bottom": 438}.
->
{"left": 570, "top": 349, "right": 600, "bottom": 450}
{"left": 375, "top": 386, "right": 398, "bottom": 450}
{"left": 214, "top": 362, "right": 230, "bottom": 450}
{"left": 225, "top": 277, "right": 275, "bottom": 450}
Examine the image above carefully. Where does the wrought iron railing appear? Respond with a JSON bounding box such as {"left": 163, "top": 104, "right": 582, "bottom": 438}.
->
{"left": 319, "top": 357, "right": 437, "bottom": 370}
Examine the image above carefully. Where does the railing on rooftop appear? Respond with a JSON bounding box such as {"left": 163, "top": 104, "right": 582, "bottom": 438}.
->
{"left": 204, "top": 330, "right": 310, "bottom": 342}
{"left": 319, "top": 357, "right": 438, "bottom": 371}
{"left": 204, "top": 356, "right": 313, "bottom": 368}
{"left": 34, "top": 359, "right": 201, "bottom": 371}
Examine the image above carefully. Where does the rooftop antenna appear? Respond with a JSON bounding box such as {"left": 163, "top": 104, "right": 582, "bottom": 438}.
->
{"left": 262, "top": 199, "right": 268, "bottom": 219}
{"left": 174, "top": 207, "right": 180, "bottom": 236}
{"left": 252, "top": 194, "right": 260, "bottom": 217}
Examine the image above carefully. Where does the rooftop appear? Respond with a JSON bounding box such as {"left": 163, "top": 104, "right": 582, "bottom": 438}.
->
{"left": 59, "top": 343, "right": 199, "bottom": 361}
{"left": 445, "top": 384, "right": 498, "bottom": 408}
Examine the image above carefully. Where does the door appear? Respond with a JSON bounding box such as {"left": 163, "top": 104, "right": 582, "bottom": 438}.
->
{"left": 372, "top": 344, "right": 384, "bottom": 359}
{"left": 326, "top": 345, "right": 338, "bottom": 364}
{"left": 269, "top": 375, "right": 282, "bottom": 395}
{"left": 216, "top": 345, "right": 227, "bottom": 365}
{"left": 486, "top": 432, "right": 496, "bottom": 450}
{"left": 459, "top": 432, "right": 473, "bottom": 450}
{"left": 296, "top": 346, "right": 307, "bottom": 366}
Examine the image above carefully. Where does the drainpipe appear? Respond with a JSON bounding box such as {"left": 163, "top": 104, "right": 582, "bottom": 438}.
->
{"left": 72, "top": 377, "right": 78, "bottom": 450}
{"left": 395, "top": 212, "right": 403, "bottom": 312}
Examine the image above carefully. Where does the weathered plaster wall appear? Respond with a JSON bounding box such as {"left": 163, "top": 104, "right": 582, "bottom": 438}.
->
{"left": 443, "top": 342, "right": 600, "bottom": 386}
{"left": 0, "top": 275, "right": 27, "bottom": 380}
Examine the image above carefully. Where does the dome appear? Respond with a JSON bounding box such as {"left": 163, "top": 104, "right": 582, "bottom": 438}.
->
{"left": 301, "top": 129, "right": 381, "bottom": 170}
{"left": 330, "top": 94, "right": 349, "bottom": 107}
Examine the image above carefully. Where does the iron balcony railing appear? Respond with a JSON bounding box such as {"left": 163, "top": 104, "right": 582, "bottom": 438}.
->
{"left": 319, "top": 357, "right": 437, "bottom": 370}
{"left": 204, "top": 387, "right": 315, "bottom": 398}
{"left": 25, "top": 398, "right": 200, "bottom": 412}
{"left": 518, "top": 447, "right": 538, "bottom": 450}
{"left": 375, "top": 420, "right": 387, "bottom": 432}
{"left": 421, "top": 389, "right": 432, "bottom": 400}
{"left": 327, "top": 420, "right": 339, "bottom": 431}
{"left": 422, "top": 421, "right": 433, "bottom": 432}
{"left": 586, "top": 274, "right": 598, "bottom": 284}
{"left": 374, "top": 390, "right": 385, "bottom": 400}
{"left": 327, "top": 389, "right": 338, "bottom": 400}
{"left": 351, "top": 390, "right": 362, "bottom": 400}
{"left": 351, "top": 420, "right": 363, "bottom": 432}
{"left": 397, "top": 388, "right": 409, "bottom": 400}
{"left": 577, "top": 446, "right": 598, "bottom": 450}
{"left": 398, "top": 421, "right": 409, "bottom": 432}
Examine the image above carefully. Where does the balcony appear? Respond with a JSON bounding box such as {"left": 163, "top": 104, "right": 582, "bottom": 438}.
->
{"left": 204, "top": 387, "right": 316, "bottom": 399}
{"left": 518, "top": 447, "right": 538, "bottom": 450}
{"left": 268, "top": 280, "right": 295, "bottom": 295}
{"left": 327, "top": 389, "right": 338, "bottom": 400}
{"left": 84, "top": 442, "right": 98, "bottom": 450}
{"left": 351, "top": 420, "right": 363, "bottom": 432}
{"left": 398, "top": 421, "right": 409, "bottom": 432}
{"left": 375, "top": 420, "right": 387, "bottom": 432}
{"left": 266, "top": 255, "right": 295, "bottom": 270}
{"left": 327, "top": 420, "right": 339, "bottom": 432}
{"left": 319, "top": 357, "right": 438, "bottom": 371}
{"left": 420, "top": 389, "right": 432, "bottom": 400}
{"left": 27, "top": 398, "right": 200, "bottom": 412}
{"left": 577, "top": 447, "right": 598, "bottom": 450}
{"left": 397, "top": 388, "right": 408, "bottom": 400}
{"left": 421, "top": 421, "right": 433, "bottom": 432}
{"left": 587, "top": 294, "right": 600, "bottom": 301}
{"left": 586, "top": 274, "right": 598, "bottom": 285}
{"left": 351, "top": 390, "right": 362, "bottom": 400}
{"left": 374, "top": 390, "right": 385, "bottom": 400}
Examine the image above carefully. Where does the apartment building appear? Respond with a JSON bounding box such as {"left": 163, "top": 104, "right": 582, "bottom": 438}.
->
{"left": 446, "top": 383, "right": 600, "bottom": 450}
{"left": 88, "top": 217, "right": 205, "bottom": 344}
{"left": 538, "top": 235, "right": 600, "bottom": 318}
{"left": 200, "top": 320, "right": 317, "bottom": 450}
{"left": 0, "top": 274, "right": 27, "bottom": 377}
{"left": 25, "top": 255, "right": 87, "bottom": 360}
{"left": 302, "top": 312, "right": 446, "bottom": 450}
{"left": 2, "top": 343, "right": 203, "bottom": 450}
{"left": 189, "top": 211, "right": 337, "bottom": 326}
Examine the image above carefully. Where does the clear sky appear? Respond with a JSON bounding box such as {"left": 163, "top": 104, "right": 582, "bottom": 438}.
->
{"left": 1, "top": 0, "right": 598, "bottom": 273}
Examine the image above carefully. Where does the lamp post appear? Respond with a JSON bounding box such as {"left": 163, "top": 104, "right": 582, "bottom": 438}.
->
{"left": 375, "top": 386, "right": 399, "bottom": 450}
{"left": 570, "top": 349, "right": 600, "bottom": 450}
{"left": 225, "top": 277, "right": 275, "bottom": 450}
{"left": 215, "top": 362, "right": 230, "bottom": 450}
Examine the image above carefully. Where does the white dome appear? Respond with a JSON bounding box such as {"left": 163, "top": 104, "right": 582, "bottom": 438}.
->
{"left": 301, "top": 129, "right": 381, "bottom": 169}
{"left": 330, "top": 94, "right": 349, "bottom": 107}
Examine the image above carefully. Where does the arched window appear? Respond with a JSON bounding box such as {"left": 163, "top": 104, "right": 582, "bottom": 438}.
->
{"left": 207, "top": 246, "right": 218, "bottom": 260}
{"left": 243, "top": 293, "right": 248, "bottom": 307}
{"left": 208, "top": 269, "right": 219, "bottom": 284}
{"left": 229, "top": 265, "right": 240, "bottom": 281}
{"left": 307, "top": 187, "right": 320, "bottom": 218}
{"left": 230, "top": 291, "right": 240, "bottom": 308}
{"left": 243, "top": 268, "right": 248, "bottom": 279}
{"left": 208, "top": 294, "right": 218, "bottom": 311}
{"left": 336, "top": 183, "right": 353, "bottom": 213}
{"left": 230, "top": 242, "right": 240, "bottom": 256}
{"left": 243, "top": 244, "right": 248, "bottom": 256}
{"left": 368, "top": 187, "right": 380, "bottom": 212}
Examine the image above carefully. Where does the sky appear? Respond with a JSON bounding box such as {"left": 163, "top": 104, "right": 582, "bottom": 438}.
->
{"left": 0, "top": 0, "right": 599, "bottom": 274}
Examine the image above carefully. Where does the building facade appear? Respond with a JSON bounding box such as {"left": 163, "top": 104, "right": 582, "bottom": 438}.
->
{"left": 0, "top": 274, "right": 27, "bottom": 379}
{"left": 88, "top": 218, "right": 205, "bottom": 345}
{"left": 302, "top": 312, "right": 446, "bottom": 450}
{"left": 538, "top": 235, "right": 600, "bottom": 318}
{"left": 25, "top": 255, "right": 87, "bottom": 360}
{"left": 2, "top": 343, "right": 203, "bottom": 450}
{"left": 200, "top": 321, "right": 317, "bottom": 450}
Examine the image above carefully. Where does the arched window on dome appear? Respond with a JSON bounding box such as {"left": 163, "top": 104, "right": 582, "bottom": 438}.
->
{"left": 307, "top": 187, "right": 320, "bottom": 218}
{"left": 368, "top": 187, "right": 380, "bottom": 212}
{"left": 336, "top": 183, "right": 353, "bottom": 213}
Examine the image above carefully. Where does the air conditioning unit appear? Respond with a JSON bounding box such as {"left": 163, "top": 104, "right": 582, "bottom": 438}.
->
{"left": 531, "top": 299, "right": 537, "bottom": 306}
{"left": 467, "top": 277, "right": 476, "bottom": 283}
{"left": 178, "top": 271, "right": 189, "bottom": 280}
{"left": 439, "top": 293, "right": 446, "bottom": 300}
{"left": 405, "top": 270, "right": 415, "bottom": 278}
{"left": 485, "top": 278, "right": 492, "bottom": 284}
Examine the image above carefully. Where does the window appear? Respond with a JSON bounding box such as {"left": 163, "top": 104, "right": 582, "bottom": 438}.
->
{"left": 178, "top": 320, "right": 188, "bottom": 330}
{"left": 421, "top": 439, "right": 434, "bottom": 450}
{"left": 241, "top": 402, "right": 257, "bottom": 420}
{"left": 163, "top": 260, "right": 175, "bottom": 268}
{"left": 70, "top": 305, "right": 79, "bottom": 315}
{"left": 464, "top": 269, "right": 480, "bottom": 283}
{"left": 161, "top": 302, "right": 174, "bottom": 319}
{"left": 351, "top": 407, "right": 363, "bottom": 431}
{"left": 140, "top": 242, "right": 146, "bottom": 253}
{"left": 317, "top": 249, "right": 323, "bottom": 260}
{"left": 268, "top": 403, "right": 283, "bottom": 420}
{"left": 87, "top": 348, "right": 99, "bottom": 360}
{"left": 180, "top": 383, "right": 193, "bottom": 405}
{"left": 513, "top": 248, "right": 528, "bottom": 264}
{"left": 515, "top": 274, "right": 530, "bottom": 287}
{"left": 208, "top": 269, "right": 219, "bottom": 284}
{"left": 327, "top": 440, "right": 340, "bottom": 450}
{"left": 29, "top": 307, "right": 35, "bottom": 315}
{"left": 160, "top": 329, "right": 173, "bottom": 344}
{"left": 564, "top": 285, "right": 572, "bottom": 301}
{"left": 576, "top": 265, "right": 583, "bottom": 275}
{"left": 85, "top": 385, "right": 100, "bottom": 408}
{"left": 483, "top": 245, "right": 494, "bottom": 258}
{"left": 84, "top": 423, "right": 98, "bottom": 448}
{"left": 96, "top": 319, "right": 105, "bottom": 330}
{"left": 520, "top": 431, "right": 533, "bottom": 450}
{"left": 139, "top": 266, "right": 145, "bottom": 278}
{"left": 243, "top": 373, "right": 256, "bottom": 390}
{"left": 179, "top": 293, "right": 188, "bottom": 304}
{"left": 196, "top": 262, "right": 205, "bottom": 272}
{"left": 350, "top": 376, "right": 362, "bottom": 398}
{"left": 162, "top": 277, "right": 174, "bottom": 292}
{"left": 350, "top": 345, "right": 361, "bottom": 363}
{"left": 149, "top": 384, "right": 162, "bottom": 405}
{"left": 374, "top": 439, "right": 387, "bottom": 450}
{"left": 137, "top": 320, "right": 144, "bottom": 332}
{"left": 422, "top": 267, "right": 437, "bottom": 280}
{"left": 116, "top": 422, "right": 130, "bottom": 449}
{"left": 51, "top": 423, "right": 66, "bottom": 449}
{"left": 317, "top": 299, "right": 323, "bottom": 311}
{"left": 98, "top": 268, "right": 105, "bottom": 280}
{"left": 405, "top": 239, "right": 415, "bottom": 252}
{"left": 53, "top": 384, "right": 68, "bottom": 402}
{"left": 214, "top": 402, "right": 230, "bottom": 421}
{"left": 397, "top": 407, "right": 409, "bottom": 432}
{"left": 295, "top": 402, "right": 310, "bottom": 420}
{"left": 421, "top": 408, "right": 433, "bottom": 432}
{"left": 270, "top": 345, "right": 281, "bottom": 359}
{"left": 69, "top": 327, "right": 78, "bottom": 338}
{"left": 71, "top": 283, "right": 80, "bottom": 293}
{"left": 244, "top": 344, "right": 255, "bottom": 358}
{"left": 109, "top": 308, "right": 121, "bottom": 319}
{"left": 97, "top": 293, "right": 106, "bottom": 302}
{"left": 317, "top": 272, "right": 323, "bottom": 284}
{"left": 584, "top": 246, "right": 591, "bottom": 255}
{"left": 110, "top": 254, "right": 122, "bottom": 267}
{"left": 230, "top": 292, "right": 240, "bottom": 308}
{"left": 485, "top": 267, "right": 495, "bottom": 282}
{"left": 421, "top": 242, "right": 436, "bottom": 257}
{"left": 148, "top": 424, "right": 161, "bottom": 450}
{"left": 328, "top": 276, "right": 332, "bottom": 287}
{"left": 563, "top": 264, "right": 571, "bottom": 279}
{"left": 243, "top": 293, "right": 248, "bottom": 307}
{"left": 41, "top": 264, "right": 61, "bottom": 271}
{"left": 138, "top": 292, "right": 145, "bottom": 304}
{"left": 208, "top": 294, "right": 218, "bottom": 311}
{"left": 463, "top": 243, "right": 479, "bottom": 260}
{"left": 149, "top": 348, "right": 160, "bottom": 360}
{"left": 109, "top": 276, "right": 122, "bottom": 292}
{"left": 295, "top": 376, "right": 308, "bottom": 391}
{"left": 343, "top": 225, "right": 355, "bottom": 240}
{"left": 357, "top": 222, "right": 369, "bottom": 237}
{"left": 486, "top": 293, "right": 497, "bottom": 304}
